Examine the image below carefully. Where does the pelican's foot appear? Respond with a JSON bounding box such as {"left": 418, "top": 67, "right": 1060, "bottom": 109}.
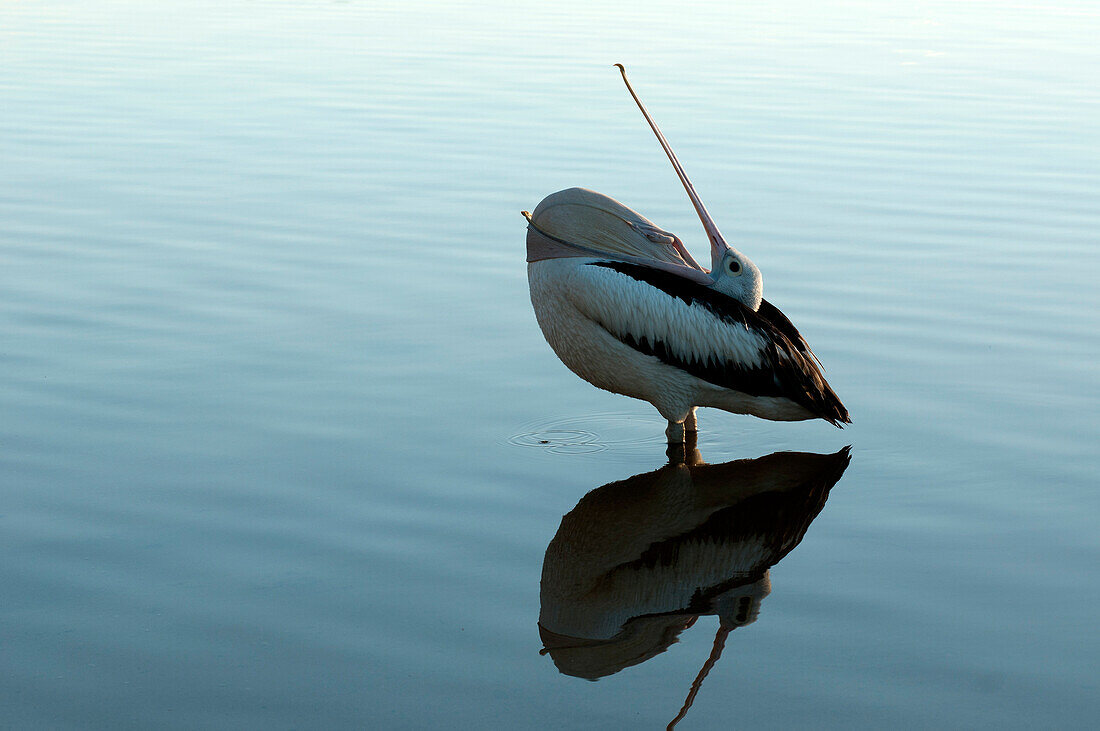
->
{"left": 684, "top": 408, "right": 698, "bottom": 434}
{"left": 665, "top": 420, "right": 686, "bottom": 444}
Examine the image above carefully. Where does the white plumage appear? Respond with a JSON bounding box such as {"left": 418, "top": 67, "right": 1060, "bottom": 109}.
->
{"left": 554, "top": 259, "right": 770, "bottom": 370}
{"left": 525, "top": 67, "right": 849, "bottom": 442}
{"left": 528, "top": 257, "right": 814, "bottom": 426}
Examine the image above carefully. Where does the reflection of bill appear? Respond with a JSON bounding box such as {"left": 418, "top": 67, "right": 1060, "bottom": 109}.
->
{"left": 538, "top": 446, "right": 851, "bottom": 727}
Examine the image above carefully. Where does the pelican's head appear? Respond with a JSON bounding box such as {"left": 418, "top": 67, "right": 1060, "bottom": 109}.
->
{"left": 708, "top": 240, "right": 763, "bottom": 311}
{"left": 615, "top": 64, "right": 764, "bottom": 311}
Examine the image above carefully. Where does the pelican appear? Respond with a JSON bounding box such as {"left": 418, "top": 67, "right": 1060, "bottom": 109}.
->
{"left": 525, "top": 65, "right": 850, "bottom": 442}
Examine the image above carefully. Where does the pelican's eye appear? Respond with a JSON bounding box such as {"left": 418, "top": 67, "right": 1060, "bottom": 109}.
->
{"left": 726, "top": 259, "right": 742, "bottom": 276}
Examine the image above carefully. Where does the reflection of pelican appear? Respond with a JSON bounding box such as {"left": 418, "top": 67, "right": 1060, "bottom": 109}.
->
{"left": 525, "top": 65, "right": 849, "bottom": 443}
{"left": 538, "top": 445, "right": 850, "bottom": 727}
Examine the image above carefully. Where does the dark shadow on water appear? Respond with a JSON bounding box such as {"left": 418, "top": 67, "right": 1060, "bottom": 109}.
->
{"left": 538, "top": 438, "right": 851, "bottom": 728}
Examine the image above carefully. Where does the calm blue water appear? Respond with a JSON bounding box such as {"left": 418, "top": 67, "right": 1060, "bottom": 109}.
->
{"left": 2, "top": 1, "right": 1098, "bottom": 728}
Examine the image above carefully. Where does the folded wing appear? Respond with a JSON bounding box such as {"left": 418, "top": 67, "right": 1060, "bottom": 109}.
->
{"left": 565, "top": 261, "right": 851, "bottom": 426}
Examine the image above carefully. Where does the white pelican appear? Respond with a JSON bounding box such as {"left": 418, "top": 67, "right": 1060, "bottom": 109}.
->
{"left": 525, "top": 65, "right": 849, "bottom": 442}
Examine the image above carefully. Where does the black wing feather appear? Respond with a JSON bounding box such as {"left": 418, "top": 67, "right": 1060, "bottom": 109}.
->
{"left": 589, "top": 262, "right": 851, "bottom": 426}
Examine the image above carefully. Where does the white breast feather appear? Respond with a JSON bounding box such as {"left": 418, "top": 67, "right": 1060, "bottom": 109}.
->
{"left": 563, "top": 262, "right": 768, "bottom": 370}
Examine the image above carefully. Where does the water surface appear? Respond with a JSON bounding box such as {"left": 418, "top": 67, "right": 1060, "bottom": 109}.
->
{"left": 1, "top": 1, "right": 1098, "bottom": 728}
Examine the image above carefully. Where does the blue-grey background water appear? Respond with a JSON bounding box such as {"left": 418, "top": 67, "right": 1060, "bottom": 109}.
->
{"left": 2, "top": 1, "right": 1098, "bottom": 728}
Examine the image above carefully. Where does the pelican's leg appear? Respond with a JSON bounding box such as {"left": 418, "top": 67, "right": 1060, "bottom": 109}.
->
{"left": 665, "top": 419, "right": 686, "bottom": 444}
{"left": 684, "top": 407, "right": 698, "bottom": 434}
{"left": 666, "top": 427, "right": 701, "bottom": 465}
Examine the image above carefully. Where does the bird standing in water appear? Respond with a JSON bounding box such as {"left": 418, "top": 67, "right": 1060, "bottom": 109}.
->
{"left": 525, "top": 65, "right": 849, "bottom": 443}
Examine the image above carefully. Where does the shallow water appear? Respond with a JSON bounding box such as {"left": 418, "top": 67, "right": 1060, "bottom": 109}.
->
{"left": 2, "top": 1, "right": 1098, "bottom": 728}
